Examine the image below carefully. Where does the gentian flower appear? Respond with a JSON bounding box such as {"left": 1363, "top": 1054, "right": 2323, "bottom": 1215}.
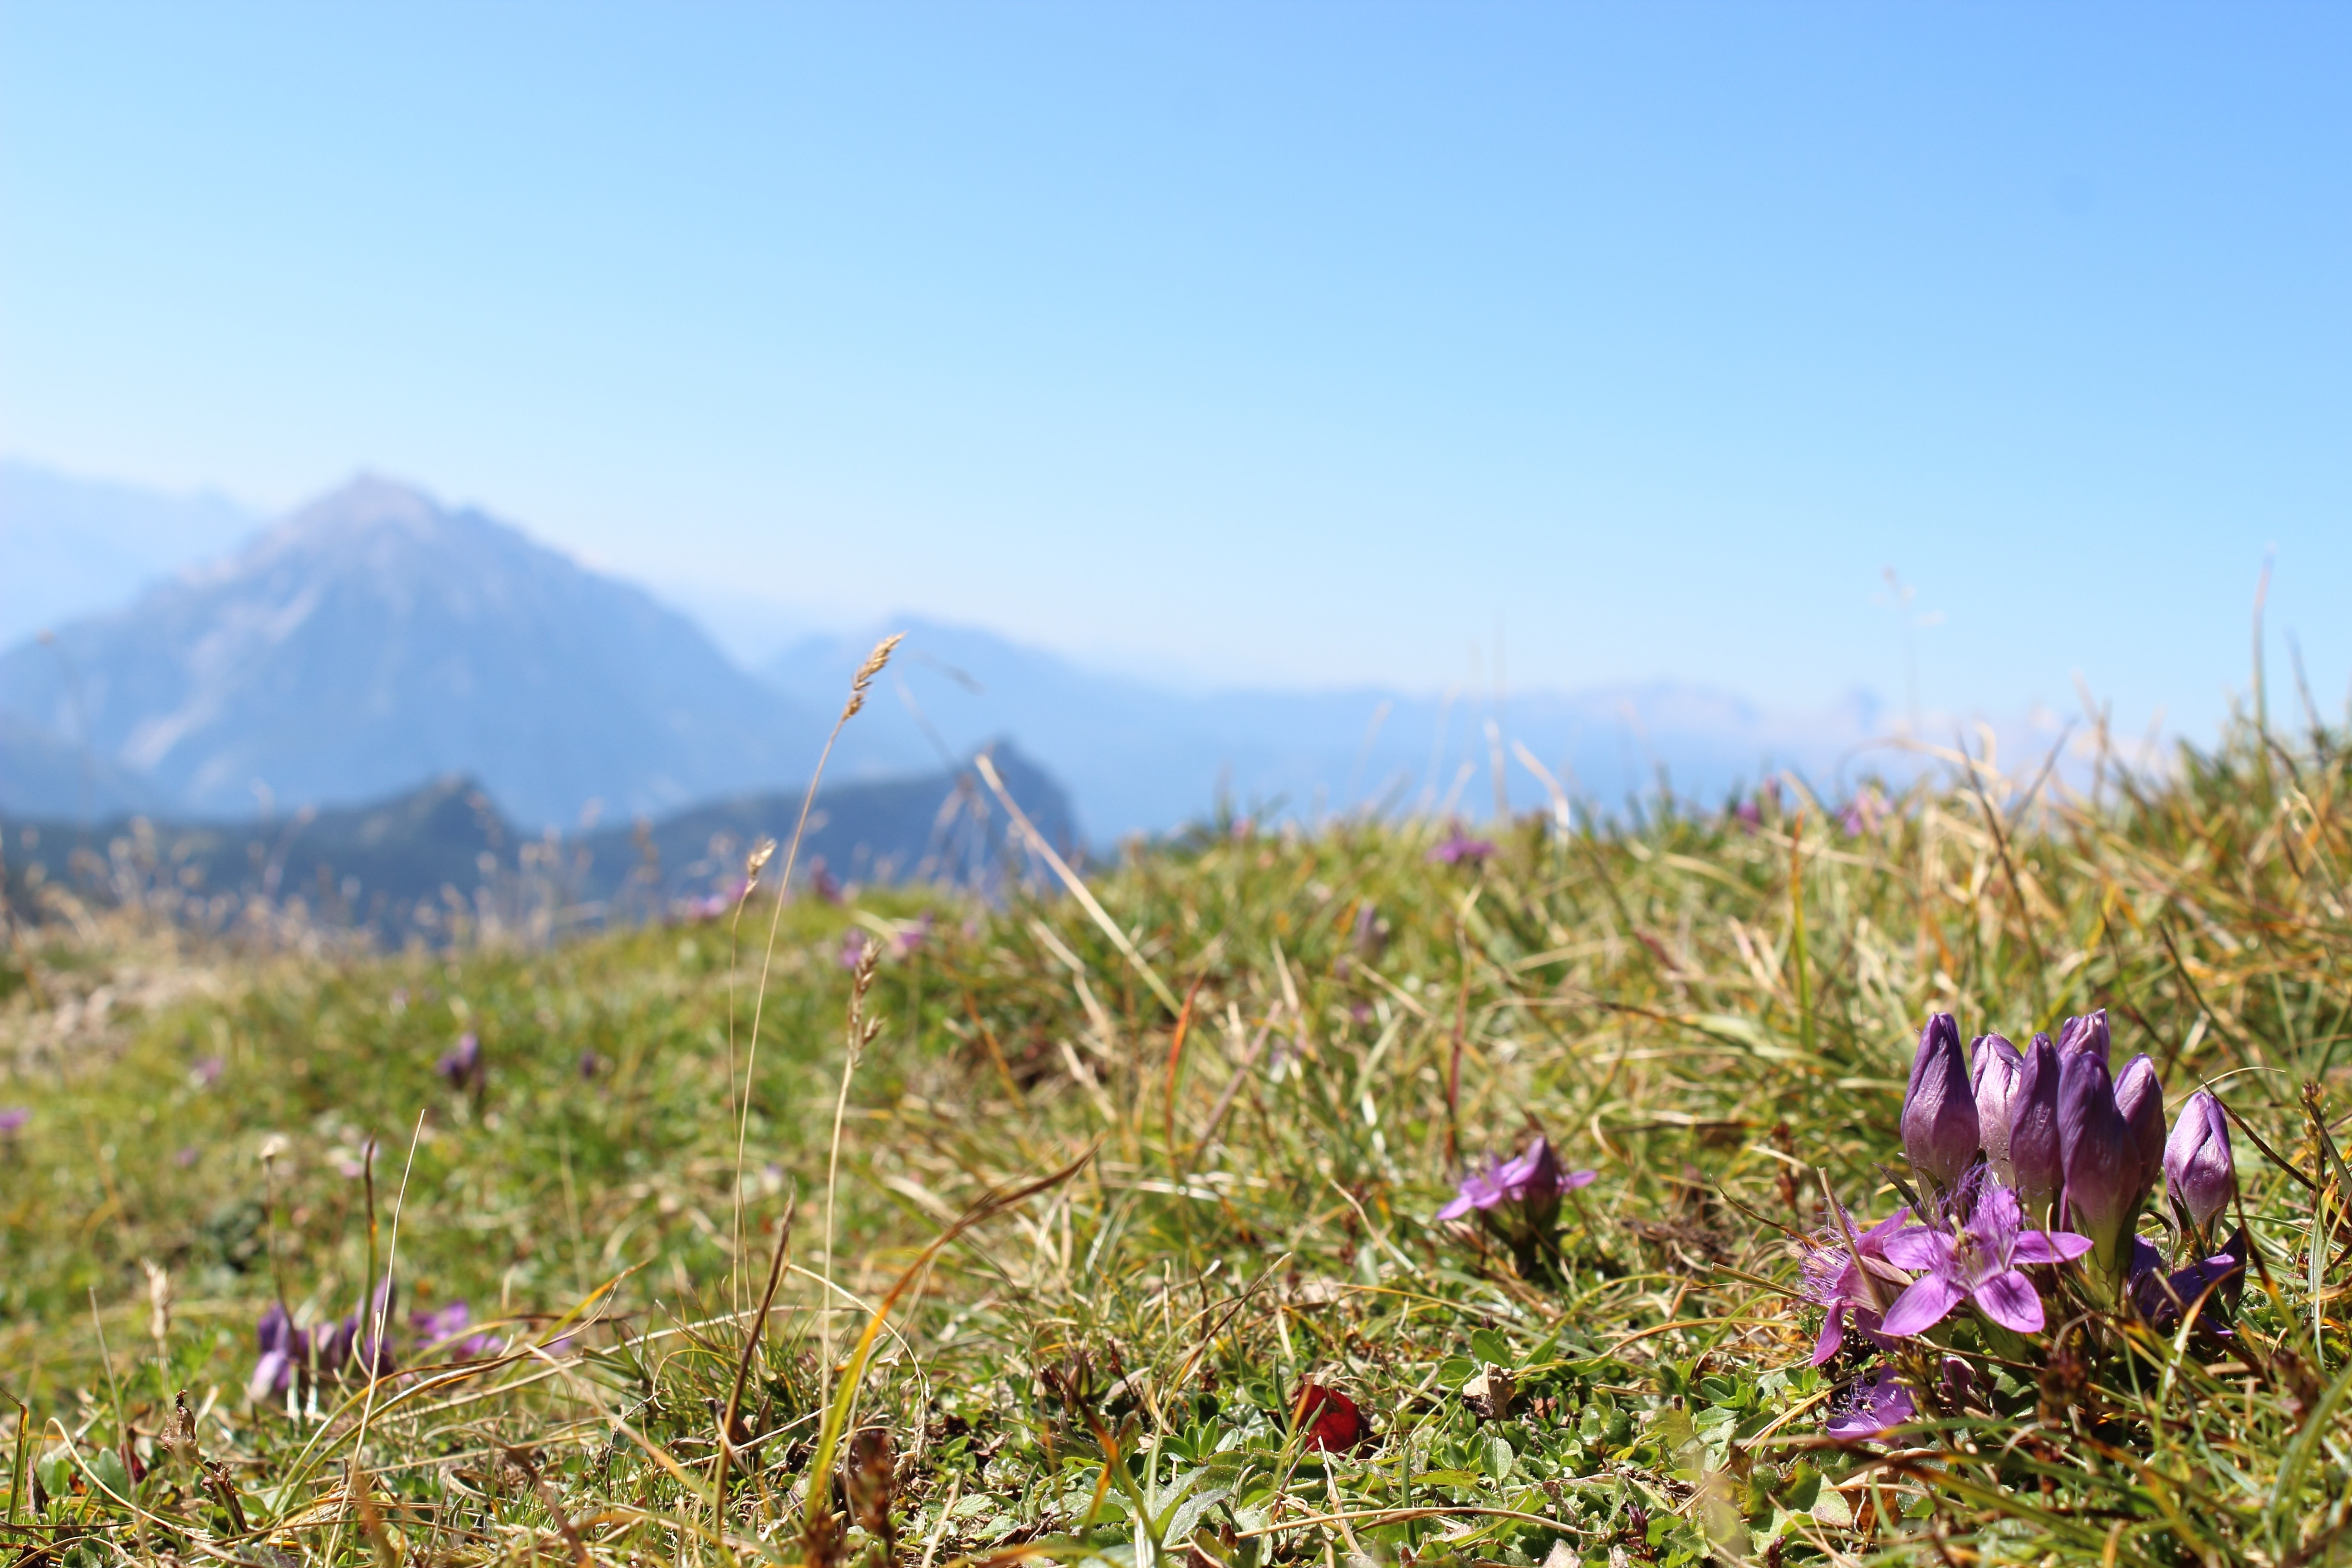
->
{"left": 248, "top": 1302, "right": 308, "bottom": 1403}
{"left": 1901, "top": 1015, "right": 1979, "bottom": 1189}
{"left": 323, "top": 1278, "right": 398, "bottom": 1379}
{"left": 1799, "top": 1207, "right": 1911, "bottom": 1364}
{"left": 2007, "top": 1033, "right": 2064, "bottom": 1220}
{"left": 436, "top": 1032, "right": 481, "bottom": 1089}
{"left": 2056, "top": 1010, "right": 2112, "bottom": 1068}
{"left": 412, "top": 1299, "right": 501, "bottom": 1360}
{"left": 1437, "top": 1136, "right": 1594, "bottom": 1278}
{"left": 1825, "top": 1365, "right": 1913, "bottom": 1440}
{"left": 2129, "top": 1228, "right": 2247, "bottom": 1337}
{"left": 1427, "top": 825, "right": 1497, "bottom": 865}
{"left": 2057, "top": 1050, "right": 2143, "bottom": 1276}
{"left": 1881, "top": 1184, "right": 2092, "bottom": 1337}
{"left": 578, "top": 1049, "right": 603, "bottom": 1079}
{"left": 1972, "top": 1034, "right": 2023, "bottom": 1183}
{"left": 2164, "top": 1091, "right": 2235, "bottom": 1231}
{"left": 2113, "top": 1054, "right": 2167, "bottom": 1186}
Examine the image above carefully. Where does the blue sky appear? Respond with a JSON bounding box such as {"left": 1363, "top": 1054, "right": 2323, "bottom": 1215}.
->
{"left": 2, "top": 3, "right": 2347, "bottom": 737}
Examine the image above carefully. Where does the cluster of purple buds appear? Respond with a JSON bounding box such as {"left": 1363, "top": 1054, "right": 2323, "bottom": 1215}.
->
{"left": 1436, "top": 1135, "right": 1596, "bottom": 1279}
{"left": 1906, "top": 1010, "right": 2238, "bottom": 1284}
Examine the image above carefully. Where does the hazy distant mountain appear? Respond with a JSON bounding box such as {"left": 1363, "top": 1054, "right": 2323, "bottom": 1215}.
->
{"left": 0, "top": 461, "right": 258, "bottom": 651}
{"left": 0, "top": 477, "right": 828, "bottom": 827}
{"left": 768, "top": 617, "right": 1893, "bottom": 838}
{"left": 1, "top": 745, "right": 1075, "bottom": 943}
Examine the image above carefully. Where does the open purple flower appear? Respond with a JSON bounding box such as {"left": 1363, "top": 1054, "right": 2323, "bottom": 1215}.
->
{"left": 1902, "top": 1014, "right": 1979, "bottom": 1188}
{"left": 2129, "top": 1228, "right": 2247, "bottom": 1338}
{"left": 1437, "top": 1136, "right": 1593, "bottom": 1221}
{"left": 2164, "top": 1091, "right": 2235, "bottom": 1231}
{"left": 1799, "top": 1206, "right": 1911, "bottom": 1365}
{"left": 1427, "top": 825, "right": 1497, "bottom": 865}
{"left": 1881, "top": 1184, "right": 2092, "bottom": 1337}
{"left": 1826, "top": 1365, "right": 1914, "bottom": 1440}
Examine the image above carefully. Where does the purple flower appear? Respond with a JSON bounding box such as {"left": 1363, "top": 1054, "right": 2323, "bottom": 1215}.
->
{"left": 1901, "top": 1014, "right": 1979, "bottom": 1188}
{"left": 891, "top": 913, "right": 934, "bottom": 958}
{"left": 1799, "top": 1206, "right": 1911, "bottom": 1365}
{"left": 2057, "top": 1050, "right": 2144, "bottom": 1275}
{"left": 1826, "top": 1365, "right": 1914, "bottom": 1440}
{"left": 323, "top": 1277, "right": 399, "bottom": 1380}
{"left": 412, "top": 1299, "right": 501, "bottom": 1360}
{"left": 2113, "top": 1054, "right": 2167, "bottom": 1188}
{"left": 1437, "top": 1136, "right": 1594, "bottom": 1221}
{"left": 1427, "top": 825, "right": 1497, "bottom": 865}
{"left": 2056, "top": 1009, "right": 2112, "bottom": 1069}
{"left": 2129, "top": 1228, "right": 2247, "bottom": 1337}
{"left": 1971, "top": 1034, "right": 2022, "bottom": 1183}
{"left": 578, "top": 1049, "right": 604, "bottom": 1080}
{"left": 0, "top": 1107, "right": 28, "bottom": 1138}
{"left": 1352, "top": 902, "right": 1388, "bottom": 959}
{"left": 2164, "top": 1091, "right": 2235, "bottom": 1231}
{"left": 2006, "top": 1033, "right": 2065, "bottom": 1220}
{"left": 838, "top": 929, "right": 869, "bottom": 969}
{"left": 1881, "top": 1183, "right": 2092, "bottom": 1337}
{"left": 809, "top": 859, "right": 843, "bottom": 904}
{"left": 436, "top": 1032, "right": 481, "bottom": 1089}
{"left": 193, "top": 1056, "right": 226, "bottom": 1088}
{"left": 248, "top": 1303, "right": 308, "bottom": 1403}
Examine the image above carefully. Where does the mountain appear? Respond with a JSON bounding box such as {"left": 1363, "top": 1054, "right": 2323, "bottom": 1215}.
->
{"left": 0, "top": 745, "right": 1073, "bottom": 942}
{"left": 0, "top": 460, "right": 258, "bottom": 652}
{"left": 0, "top": 477, "right": 827, "bottom": 827}
{"left": 767, "top": 617, "right": 1893, "bottom": 838}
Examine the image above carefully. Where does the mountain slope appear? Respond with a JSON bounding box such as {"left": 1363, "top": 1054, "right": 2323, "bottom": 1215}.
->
{"left": 0, "top": 477, "right": 825, "bottom": 827}
{"left": 769, "top": 616, "right": 1892, "bottom": 837}
{"left": 0, "top": 460, "right": 258, "bottom": 651}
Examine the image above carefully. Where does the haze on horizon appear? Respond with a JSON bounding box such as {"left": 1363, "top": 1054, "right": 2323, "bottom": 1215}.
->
{"left": 3, "top": 3, "right": 2348, "bottom": 741}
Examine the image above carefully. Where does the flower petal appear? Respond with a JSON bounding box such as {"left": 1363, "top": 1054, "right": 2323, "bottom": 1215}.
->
{"left": 1972, "top": 1269, "right": 2045, "bottom": 1333}
{"left": 1561, "top": 1168, "right": 1598, "bottom": 1191}
{"left": 1436, "top": 1192, "right": 1476, "bottom": 1221}
{"left": 2011, "top": 1228, "right": 2095, "bottom": 1265}
{"left": 1879, "top": 1273, "right": 1965, "bottom": 1338}
{"left": 1881, "top": 1227, "right": 1951, "bottom": 1273}
{"left": 1812, "top": 1306, "right": 1846, "bottom": 1367}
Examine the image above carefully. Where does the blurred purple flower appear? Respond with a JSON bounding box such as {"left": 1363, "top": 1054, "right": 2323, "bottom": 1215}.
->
{"left": 0, "top": 1107, "right": 28, "bottom": 1138}
{"left": 1902, "top": 1014, "right": 1979, "bottom": 1188}
{"left": 891, "top": 913, "right": 934, "bottom": 958}
{"left": 323, "top": 1277, "right": 399, "bottom": 1380}
{"left": 175, "top": 1146, "right": 201, "bottom": 1168}
{"left": 192, "top": 1056, "right": 227, "bottom": 1088}
{"left": 248, "top": 1303, "right": 308, "bottom": 1403}
{"left": 838, "top": 929, "right": 869, "bottom": 970}
{"left": 1351, "top": 902, "right": 1388, "bottom": 958}
{"left": 1799, "top": 1206, "right": 1911, "bottom": 1365}
{"left": 1881, "top": 1183, "right": 2092, "bottom": 1337}
{"left": 436, "top": 1032, "right": 482, "bottom": 1090}
{"left": 412, "top": 1299, "right": 501, "bottom": 1360}
{"left": 1838, "top": 789, "right": 1887, "bottom": 837}
{"left": 1427, "top": 825, "right": 1496, "bottom": 865}
{"left": 578, "top": 1049, "right": 604, "bottom": 1080}
{"left": 2164, "top": 1091, "right": 2235, "bottom": 1231}
{"left": 388, "top": 986, "right": 409, "bottom": 1014}
{"left": 809, "top": 859, "right": 843, "bottom": 904}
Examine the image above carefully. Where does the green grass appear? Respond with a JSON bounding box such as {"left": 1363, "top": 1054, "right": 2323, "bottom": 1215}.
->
{"left": 1, "top": 712, "right": 2348, "bottom": 1566}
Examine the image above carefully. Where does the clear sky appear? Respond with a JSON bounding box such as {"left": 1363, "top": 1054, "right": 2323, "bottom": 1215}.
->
{"left": 3, "top": 3, "right": 2346, "bottom": 738}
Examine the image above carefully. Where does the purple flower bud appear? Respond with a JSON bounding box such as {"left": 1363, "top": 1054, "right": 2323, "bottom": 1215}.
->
{"left": 2006, "top": 1033, "right": 2064, "bottom": 1220}
{"left": 2164, "top": 1091, "right": 2235, "bottom": 1230}
{"left": 2058, "top": 1050, "right": 2142, "bottom": 1275}
{"left": 436, "top": 1032, "right": 481, "bottom": 1088}
{"left": 2056, "top": 1009, "right": 2112, "bottom": 1068}
{"left": 1901, "top": 1014, "right": 1978, "bottom": 1188}
{"left": 1971, "top": 1034, "right": 2023, "bottom": 1181}
{"left": 2113, "top": 1054, "right": 2166, "bottom": 1207}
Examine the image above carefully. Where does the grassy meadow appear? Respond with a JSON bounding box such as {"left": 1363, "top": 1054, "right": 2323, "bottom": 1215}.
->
{"left": 1, "top": 709, "right": 2348, "bottom": 1567}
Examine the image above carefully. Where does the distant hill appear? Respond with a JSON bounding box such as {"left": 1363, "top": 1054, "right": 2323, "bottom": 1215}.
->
{"left": 0, "top": 477, "right": 827, "bottom": 827}
{"left": 0, "top": 743, "right": 1075, "bottom": 942}
{"left": 768, "top": 616, "right": 1893, "bottom": 838}
{"left": 0, "top": 460, "right": 257, "bottom": 652}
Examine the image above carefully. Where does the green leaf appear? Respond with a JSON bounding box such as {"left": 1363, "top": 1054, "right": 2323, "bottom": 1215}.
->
{"left": 1483, "top": 1434, "right": 1516, "bottom": 1484}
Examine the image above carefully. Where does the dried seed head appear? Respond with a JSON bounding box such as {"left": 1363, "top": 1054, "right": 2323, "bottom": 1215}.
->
{"left": 840, "top": 634, "right": 905, "bottom": 723}
{"left": 142, "top": 1259, "right": 173, "bottom": 1347}
{"left": 745, "top": 838, "right": 777, "bottom": 878}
